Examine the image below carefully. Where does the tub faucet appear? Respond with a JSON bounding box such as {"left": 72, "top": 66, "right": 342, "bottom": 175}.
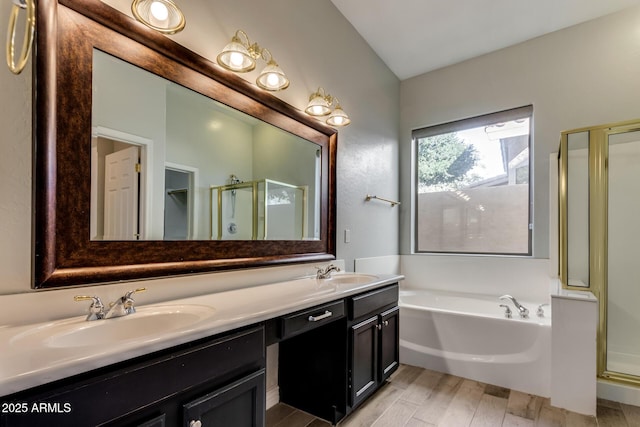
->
{"left": 499, "top": 295, "right": 529, "bottom": 318}
{"left": 316, "top": 264, "right": 340, "bottom": 279}
{"left": 105, "top": 288, "right": 146, "bottom": 319}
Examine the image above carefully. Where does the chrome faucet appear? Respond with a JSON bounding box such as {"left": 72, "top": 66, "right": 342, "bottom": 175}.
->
{"left": 104, "top": 288, "right": 146, "bottom": 319}
{"left": 499, "top": 294, "right": 529, "bottom": 318}
{"left": 316, "top": 264, "right": 341, "bottom": 279}
{"left": 74, "top": 295, "right": 106, "bottom": 321}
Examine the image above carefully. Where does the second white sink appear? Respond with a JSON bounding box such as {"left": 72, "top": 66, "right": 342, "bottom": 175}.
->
{"left": 324, "top": 274, "right": 378, "bottom": 285}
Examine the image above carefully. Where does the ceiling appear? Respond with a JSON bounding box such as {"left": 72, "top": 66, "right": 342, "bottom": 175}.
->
{"left": 330, "top": 0, "right": 640, "bottom": 80}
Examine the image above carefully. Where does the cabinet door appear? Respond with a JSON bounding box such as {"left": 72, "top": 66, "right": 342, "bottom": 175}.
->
{"left": 183, "top": 369, "right": 265, "bottom": 427}
{"left": 379, "top": 307, "right": 400, "bottom": 382}
{"left": 349, "top": 316, "right": 378, "bottom": 408}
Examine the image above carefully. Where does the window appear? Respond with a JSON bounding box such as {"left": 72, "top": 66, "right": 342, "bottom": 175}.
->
{"left": 413, "top": 106, "right": 532, "bottom": 255}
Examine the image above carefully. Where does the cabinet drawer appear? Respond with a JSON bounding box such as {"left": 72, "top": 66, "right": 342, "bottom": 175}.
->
{"left": 279, "top": 300, "right": 345, "bottom": 340}
{"left": 349, "top": 284, "right": 398, "bottom": 320}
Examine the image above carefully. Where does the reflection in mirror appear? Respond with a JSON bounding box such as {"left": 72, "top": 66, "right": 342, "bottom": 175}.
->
{"left": 211, "top": 179, "right": 314, "bottom": 240}
{"left": 91, "top": 49, "right": 320, "bottom": 241}
{"left": 566, "top": 131, "right": 589, "bottom": 288}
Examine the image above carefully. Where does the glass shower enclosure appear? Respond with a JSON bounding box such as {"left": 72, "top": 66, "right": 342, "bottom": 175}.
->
{"left": 210, "top": 179, "right": 308, "bottom": 240}
{"left": 559, "top": 119, "right": 640, "bottom": 385}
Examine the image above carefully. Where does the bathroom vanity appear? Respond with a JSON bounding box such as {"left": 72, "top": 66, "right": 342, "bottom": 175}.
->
{"left": 0, "top": 275, "right": 401, "bottom": 426}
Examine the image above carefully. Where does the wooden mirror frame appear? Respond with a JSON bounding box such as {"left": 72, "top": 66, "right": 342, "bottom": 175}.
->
{"left": 33, "top": 0, "right": 337, "bottom": 288}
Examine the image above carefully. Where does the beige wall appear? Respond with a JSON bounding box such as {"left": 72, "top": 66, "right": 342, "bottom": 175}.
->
{"left": 0, "top": 0, "right": 399, "bottom": 300}
{"left": 400, "top": 5, "right": 640, "bottom": 260}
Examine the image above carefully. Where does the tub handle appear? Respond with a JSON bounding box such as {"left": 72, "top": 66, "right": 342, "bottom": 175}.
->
{"left": 499, "top": 304, "right": 512, "bottom": 318}
{"left": 308, "top": 310, "right": 332, "bottom": 322}
{"left": 537, "top": 303, "right": 550, "bottom": 317}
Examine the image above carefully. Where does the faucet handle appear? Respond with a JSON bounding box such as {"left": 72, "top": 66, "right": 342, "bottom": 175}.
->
{"left": 499, "top": 304, "right": 512, "bottom": 318}
{"left": 122, "top": 288, "right": 146, "bottom": 313}
{"left": 124, "top": 287, "right": 146, "bottom": 299}
{"left": 536, "top": 303, "right": 550, "bottom": 317}
{"left": 74, "top": 295, "right": 105, "bottom": 321}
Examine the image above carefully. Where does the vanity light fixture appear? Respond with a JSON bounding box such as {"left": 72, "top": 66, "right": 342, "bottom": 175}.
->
{"left": 131, "top": 0, "right": 186, "bottom": 34}
{"left": 217, "top": 30, "right": 290, "bottom": 91}
{"left": 326, "top": 99, "right": 351, "bottom": 127}
{"left": 6, "top": 0, "right": 35, "bottom": 75}
{"left": 305, "top": 88, "right": 351, "bottom": 127}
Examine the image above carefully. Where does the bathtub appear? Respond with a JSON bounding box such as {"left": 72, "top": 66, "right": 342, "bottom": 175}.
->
{"left": 399, "top": 289, "right": 551, "bottom": 397}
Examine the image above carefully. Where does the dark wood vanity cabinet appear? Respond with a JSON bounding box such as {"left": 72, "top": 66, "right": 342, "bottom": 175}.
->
{"left": 278, "top": 283, "right": 399, "bottom": 425}
{"left": 1, "top": 283, "right": 399, "bottom": 427}
{"left": 0, "top": 326, "right": 265, "bottom": 427}
{"left": 349, "top": 287, "right": 400, "bottom": 408}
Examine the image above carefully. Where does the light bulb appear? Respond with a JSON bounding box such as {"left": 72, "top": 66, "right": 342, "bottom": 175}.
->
{"left": 311, "top": 105, "right": 324, "bottom": 115}
{"left": 266, "top": 73, "right": 280, "bottom": 88}
{"left": 229, "top": 51, "right": 245, "bottom": 68}
{"left": 332, "top": 116, "right": 344, "bottom": 125}
{"left": 150, "top": 1, "right": 169, "bottom": 21}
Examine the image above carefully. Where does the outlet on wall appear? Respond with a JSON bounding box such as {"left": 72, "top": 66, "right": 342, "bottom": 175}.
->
{"left": 344, "top": 229, "right": 351, "bottom": 243}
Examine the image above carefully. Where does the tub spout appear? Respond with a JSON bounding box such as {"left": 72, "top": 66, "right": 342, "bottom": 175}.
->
{"left": 499, "top": 295, "right": 529, "bottom": 318}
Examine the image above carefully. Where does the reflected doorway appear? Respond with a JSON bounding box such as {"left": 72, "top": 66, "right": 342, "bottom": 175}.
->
{"left": 164, "top": 163, "right": 198, "bottom": 240}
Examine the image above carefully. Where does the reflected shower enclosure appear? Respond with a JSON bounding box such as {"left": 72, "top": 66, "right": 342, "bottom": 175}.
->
{"left": 211, "top": 179, "right": 309, "bottom": 240}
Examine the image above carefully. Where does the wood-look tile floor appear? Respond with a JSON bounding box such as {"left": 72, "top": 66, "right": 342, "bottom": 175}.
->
{"left": 266, "top": 364, "right": 640, "bottom": 427}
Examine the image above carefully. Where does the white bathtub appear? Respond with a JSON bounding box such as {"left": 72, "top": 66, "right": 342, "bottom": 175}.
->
{"left": 399, "top": 289, "right": 551, "bottom": 397}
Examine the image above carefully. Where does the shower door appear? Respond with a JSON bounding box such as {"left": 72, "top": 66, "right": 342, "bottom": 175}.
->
{"left": 605, "top": 127, "right": 640, "bottom": 380}
{"left": 559, "top": 119, "right": 640, "bottom": 385}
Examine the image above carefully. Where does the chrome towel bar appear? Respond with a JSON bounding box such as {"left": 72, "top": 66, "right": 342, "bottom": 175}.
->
{"left": 365, "top": 194, "right": 401, "bottom": 207}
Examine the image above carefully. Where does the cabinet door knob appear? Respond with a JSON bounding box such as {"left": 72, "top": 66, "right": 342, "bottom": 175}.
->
{"left": 383, "top": 320, "right": 389, "bottom": 326}
{"left": 189, "top": 420, "right": 202, "bottom": 427}
{"left": 376, "top": 324, "right": 383, "bottom": 330}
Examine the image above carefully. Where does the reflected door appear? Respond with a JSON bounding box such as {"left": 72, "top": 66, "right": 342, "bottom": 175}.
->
{"left": 103, "top": 146, "right": 140, "bottom": 240}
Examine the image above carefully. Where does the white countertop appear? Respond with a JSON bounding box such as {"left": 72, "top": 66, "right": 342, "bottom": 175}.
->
{"left": 0, "top": 273, "right": 402, "bottom": 397}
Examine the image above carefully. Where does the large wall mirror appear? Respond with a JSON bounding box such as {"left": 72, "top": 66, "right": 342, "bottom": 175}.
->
{"left": 33, "top": 0, "right": 337, "bottom": 288}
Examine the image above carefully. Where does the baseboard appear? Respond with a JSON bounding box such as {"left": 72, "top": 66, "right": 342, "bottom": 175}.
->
{"left": 266, "top": 386, "right": 280, "bottom": 409}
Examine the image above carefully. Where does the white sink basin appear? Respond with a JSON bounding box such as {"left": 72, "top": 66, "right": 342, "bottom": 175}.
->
{"left": 10, "top": 304, "right": 216, "bottom": 349}
{"left": 323, "top": 274, "right": 379, "bottom": 285}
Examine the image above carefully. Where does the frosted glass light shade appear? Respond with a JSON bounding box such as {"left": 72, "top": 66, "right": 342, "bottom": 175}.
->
{"left": 256, "top": 61, "right": 290, "bottom": 91}
{"left": 217, "top": 41, "right": 256, "bottom": 72}
{"left": 327, "top": 106, "right": 351, "bottom": 127}
{"left": 131, "top": 0, "right": 185, "bottom": 34}
{"left": 305, "top": 94, "right": 331, "bottom": 116}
